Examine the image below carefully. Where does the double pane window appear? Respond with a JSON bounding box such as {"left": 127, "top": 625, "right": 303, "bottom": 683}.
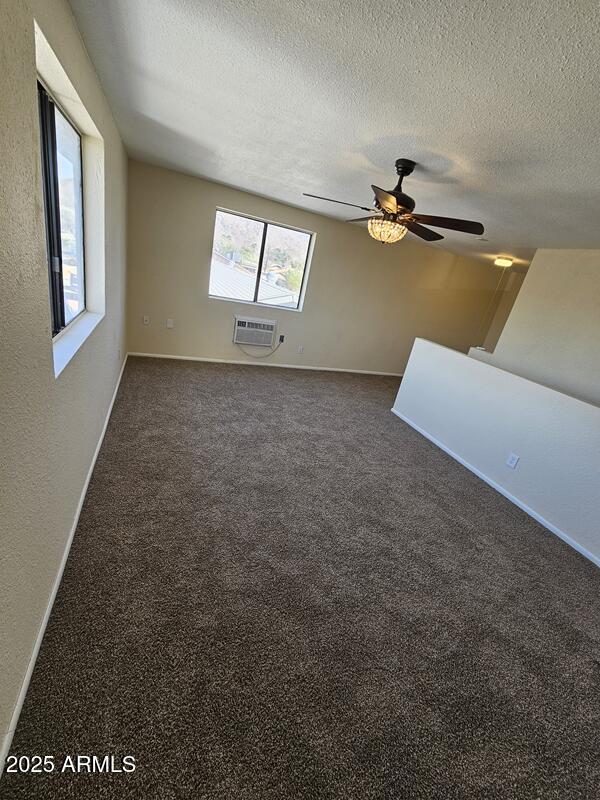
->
{"left": 209, "top": 210, "right": 312, "bottom": 310}
{"left": 38, "top": 81, "right": 85, "bottom": 335}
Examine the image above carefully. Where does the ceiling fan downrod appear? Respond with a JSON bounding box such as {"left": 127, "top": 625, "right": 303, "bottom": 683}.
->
{"left": 393, "top": 158, "right": 416, "bottom": 192}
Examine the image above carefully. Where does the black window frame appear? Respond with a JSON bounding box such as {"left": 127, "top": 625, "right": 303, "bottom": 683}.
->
{"left": 209, "top": 209, "right": 314, "bottom": 311}
{"left": 38, "top": 80, "right": 86, "bottom": 337}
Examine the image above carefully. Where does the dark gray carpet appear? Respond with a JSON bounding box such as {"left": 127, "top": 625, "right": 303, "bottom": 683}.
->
{"left": 4, "top": 357, "right": 600, "bottom": 799}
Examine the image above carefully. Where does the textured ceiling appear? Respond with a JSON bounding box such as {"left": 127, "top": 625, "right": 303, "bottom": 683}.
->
{"left": 69, "top": 0, "right": 600, "bottom": 264}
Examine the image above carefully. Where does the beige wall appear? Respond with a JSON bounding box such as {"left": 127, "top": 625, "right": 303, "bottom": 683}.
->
{"left": 481, "top": 269, "right": 527, "bottom": 352}
{"left": 472, "top": 249, "right": 600, "bottom": 405}
{"left": 0, "top": 0, "right": 127, "bottom": 756}
{"left": 394, "top": 339, "right": 600, "bottom": 564}
{"left": 127, "top": 160, "right": 503, "bottom": 375}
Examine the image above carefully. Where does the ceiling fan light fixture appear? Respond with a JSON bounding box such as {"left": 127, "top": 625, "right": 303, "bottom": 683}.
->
{"left": 368, "top": 217, "right": 408, "bottom": 244}
{"left": 494, "top": 257, "right": 513, "bottom": 267}
{"left": 305, "top": 157, "right": 484, "bottom": 244}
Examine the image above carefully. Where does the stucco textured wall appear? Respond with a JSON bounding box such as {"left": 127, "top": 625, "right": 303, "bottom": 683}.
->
{"left": 0, "top": 0, "right": 127, "bottom": 746}
{"left": 127, "top": 160, "right": 503, "bottom": 374}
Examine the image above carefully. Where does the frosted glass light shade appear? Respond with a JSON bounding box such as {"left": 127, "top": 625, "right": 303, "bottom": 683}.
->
{"left": 368, "top": 218, "right": 408, "bottom": 244}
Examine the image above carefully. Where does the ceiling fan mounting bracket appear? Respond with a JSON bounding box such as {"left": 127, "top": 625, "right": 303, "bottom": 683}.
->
{"left": 395, "top": 158, "right": 416, "bottom": 177}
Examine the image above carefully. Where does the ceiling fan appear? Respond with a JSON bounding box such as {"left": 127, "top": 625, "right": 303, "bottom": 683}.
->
{"left": 304, "top": 158, "right": 484, "bottom": 244}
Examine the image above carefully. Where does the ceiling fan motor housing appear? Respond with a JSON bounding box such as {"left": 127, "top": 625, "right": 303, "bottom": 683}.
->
{"left": 388, "top": 192, "right": 415, "bottom": 213}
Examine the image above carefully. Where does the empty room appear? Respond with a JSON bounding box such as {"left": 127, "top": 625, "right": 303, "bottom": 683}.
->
{"left": 1, "top": 0, "right": 600, "bottom": 797}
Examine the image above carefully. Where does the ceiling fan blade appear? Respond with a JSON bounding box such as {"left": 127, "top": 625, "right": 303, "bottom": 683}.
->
{"left": 303, "top": 193, "right": 373, "bottom": 212}
{"left": 371, "top": 185, "right": 398, "bottom": 214}
{"left": 404, "top": 220, "right": 444, "bottom": 242}
{"left": 346, "top": 215, "right": 381, "bottom": 223}
{"left": 410, "top": 214, "right": 484, "bottom": 235}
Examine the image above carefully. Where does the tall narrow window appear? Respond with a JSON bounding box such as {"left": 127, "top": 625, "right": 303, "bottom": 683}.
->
{"left": 38, "top": 82, "right": 85, "bottom": 335}
{"left": 208, "top": 210, "right": 313, "bottom": 310}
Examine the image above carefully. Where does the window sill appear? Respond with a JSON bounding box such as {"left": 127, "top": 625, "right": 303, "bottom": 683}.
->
{"left": 52, "top": 311, "right": 103, "bottom": 378}
{"left": 208, "top": 294, "right": 304, "bottom": 313}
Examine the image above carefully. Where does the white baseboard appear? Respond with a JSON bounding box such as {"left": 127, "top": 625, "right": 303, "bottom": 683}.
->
{"left": 128, "top": 351, "right": 403, "bottom": 378}
{"left": 391, "top": 407, "right": 600, "bottom": 570}
{"left": 0, "top": 356, "right": 128, "bottom": 776}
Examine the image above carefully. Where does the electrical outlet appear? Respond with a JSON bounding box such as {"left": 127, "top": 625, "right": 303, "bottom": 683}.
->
{"left": 166, "top": 318, "right": 174, "bottom": 329}
{"left": 506, "top": 452, "right": 519, "bottom": 469}
{"left": 298, "top": 345, "right": 304, "bottom": 354}
{"left": 143, "top": 315, "right": 150, "bottom": 326}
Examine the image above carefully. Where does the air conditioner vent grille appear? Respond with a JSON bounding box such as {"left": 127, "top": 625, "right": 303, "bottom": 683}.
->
{"left": 233, "top": 315, "right": 277, "bottom": 347}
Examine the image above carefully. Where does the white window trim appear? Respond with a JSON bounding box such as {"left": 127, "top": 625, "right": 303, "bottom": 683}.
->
{"left": 208, "top": 295, "right": 305, "bottom": 314}
{"left": 35, "top": 22, "right": 106, "bottom": 378}
{"left": 52, "top": 312, "right": 104, "bottom": 377}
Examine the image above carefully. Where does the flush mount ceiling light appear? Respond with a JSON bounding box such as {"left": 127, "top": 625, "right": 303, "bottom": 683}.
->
{"left": 494, "top": 257, "right": 513, "bottom": 267}
{"left": 367, "top": 217, "right": 408, "bottom": 244}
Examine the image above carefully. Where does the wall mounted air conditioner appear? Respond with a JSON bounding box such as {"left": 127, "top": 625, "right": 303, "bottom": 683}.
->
{"left": 233, "top": 315, "right": 277, "bottom": 347}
